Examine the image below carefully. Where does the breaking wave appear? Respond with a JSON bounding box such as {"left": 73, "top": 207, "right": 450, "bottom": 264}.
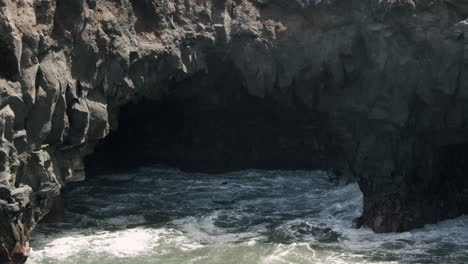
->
{"left": 28, "top": 166, "right": 468, "bottom": 264}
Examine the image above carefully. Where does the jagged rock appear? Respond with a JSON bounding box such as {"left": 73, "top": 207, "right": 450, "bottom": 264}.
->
{"left": 0, "top": 1, "right": 22, "bottom": 81}
{"left": 86, "top": 99, "right": 109, "bottom": 141}
{"left": 5, "top": 202, "right": 19, "bottom": 214}
{"left": 0, "top": 105, "right": 14, "bottom": 141}
{"left": 25, "top": 52, "right": 66, "bottom": 149}
{"left": 10, "top": 186, "right": 32, "bottom": 207}
{"left": 67, "top": 99, "right": 90, "bottom": 145}
{"left": 0, "top": 0, "right": 467, "bottom": 262}
{"left": 0, "top": 80, "right": 26, "bottom": 131}
{"left": 12, "top": 130, "right": 27, "bottom": 154}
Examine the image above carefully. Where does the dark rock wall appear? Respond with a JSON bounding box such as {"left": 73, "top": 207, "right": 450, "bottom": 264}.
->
{"left": 0, "top": 0, "right": 468, "bottom": 262}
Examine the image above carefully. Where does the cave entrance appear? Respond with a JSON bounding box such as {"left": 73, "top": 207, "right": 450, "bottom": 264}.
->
{"left": 84, "top": 52, "right": 342, "bottom": 175}
{"left": 85, "top": 94, "right": 340, "bottom": 175}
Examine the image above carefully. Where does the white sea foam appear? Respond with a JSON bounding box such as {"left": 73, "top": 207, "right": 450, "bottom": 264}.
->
{"left": 27, "top": 167, "right": 468, "bottom": 264}
{"left": 296, "top": 0, "right": 325, "bottom": 7}
{"left": 28, "top": 227, "right": 203, "bottom": 263}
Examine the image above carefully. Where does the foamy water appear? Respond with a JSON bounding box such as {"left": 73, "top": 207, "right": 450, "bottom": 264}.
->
{"left": 28, "top": 167, "right": 468, "bottom": 264}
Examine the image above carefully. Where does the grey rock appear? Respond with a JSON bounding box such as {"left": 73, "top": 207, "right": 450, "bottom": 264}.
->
{"left": 13, "top": 130, "right": 27, "bottom": 154}
{"left": 85, "top": 99, "right": 109, "bottom": 141}
{"left": 0, "top": 0, "right": 467, "bottom": 262}
{"left": 11, "top": 186, "right": 32, "bottom": 207}
{"left": 0, "top": 105, "right": 14, "bottom": 142}
{"left": 67, "top": 99, "right": 90, "bottom": 145}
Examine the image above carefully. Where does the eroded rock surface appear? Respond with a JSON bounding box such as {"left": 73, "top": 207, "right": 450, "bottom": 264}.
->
{"left": 0, "top": 0, "right": 468, "bottom": 262}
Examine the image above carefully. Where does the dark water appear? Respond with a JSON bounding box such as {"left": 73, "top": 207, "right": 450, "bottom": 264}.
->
{"left": 28, "top": 166, "right": 468, "bottom": 263}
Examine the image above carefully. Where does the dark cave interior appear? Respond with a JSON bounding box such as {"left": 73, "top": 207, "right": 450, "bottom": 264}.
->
{"left": 85, "top": 50, "right": 344, "bottom": 175}
{"left": 84, "top": 94, "right": 342, "bottom": 175}
{"left": 431, "top": 143, "right": 468, "bottom": 219}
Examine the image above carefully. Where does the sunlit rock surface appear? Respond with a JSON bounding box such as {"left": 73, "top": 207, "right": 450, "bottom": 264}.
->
{"left": 0, "top": 0, "right": 468, "bottom": 262}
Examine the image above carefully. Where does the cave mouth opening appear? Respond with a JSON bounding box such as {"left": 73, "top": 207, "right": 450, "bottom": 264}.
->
{"left": 84, "top": 93, "right": 341, "bottom": 176}
{"left": 84, "top": 51, "right": 343, "bottom": 176}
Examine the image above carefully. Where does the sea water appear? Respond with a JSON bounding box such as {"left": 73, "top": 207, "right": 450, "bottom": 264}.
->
{"left": 28, "top": 166, "right": 468, "bottom": 264}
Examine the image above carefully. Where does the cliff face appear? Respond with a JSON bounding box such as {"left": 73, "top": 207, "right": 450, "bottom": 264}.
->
{"left": 0, "top": 0, "right": 468, "bottom": 262}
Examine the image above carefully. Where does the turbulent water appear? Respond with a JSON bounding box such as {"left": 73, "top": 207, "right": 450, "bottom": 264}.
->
{"left": 28, "top": 166, "right": 468, "bottom": 264}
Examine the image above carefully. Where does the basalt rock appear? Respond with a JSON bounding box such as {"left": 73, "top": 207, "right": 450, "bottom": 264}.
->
{"left": 0, "top": 0, "right": 468, "bottom": 262}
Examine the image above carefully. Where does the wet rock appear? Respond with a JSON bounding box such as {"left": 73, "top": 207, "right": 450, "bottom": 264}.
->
{"left": 41, "top": 196, "right": 64, "bottom": 223}
{"left": 353, "top": 216, "right": 364, "bottom": 229}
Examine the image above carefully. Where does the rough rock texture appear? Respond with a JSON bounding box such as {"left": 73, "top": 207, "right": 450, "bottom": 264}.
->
{"left": 0, "top": 0, "right": 468, "bottom": 262}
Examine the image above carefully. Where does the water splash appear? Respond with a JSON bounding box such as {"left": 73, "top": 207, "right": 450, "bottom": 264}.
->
{"left": 28, "top": 166, "right": 468, "bottom": 264}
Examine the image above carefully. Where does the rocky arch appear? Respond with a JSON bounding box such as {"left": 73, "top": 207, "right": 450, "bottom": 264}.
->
{"left": 1, "top": 0, "right": 468, "bottom": 263}
{"left": 85, "top": 54, "right": 344, "bottom": 175}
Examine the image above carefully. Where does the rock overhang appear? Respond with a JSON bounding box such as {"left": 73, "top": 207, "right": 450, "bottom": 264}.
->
{"left": 0, "top": 0, "right": 468, "bottom": 262}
